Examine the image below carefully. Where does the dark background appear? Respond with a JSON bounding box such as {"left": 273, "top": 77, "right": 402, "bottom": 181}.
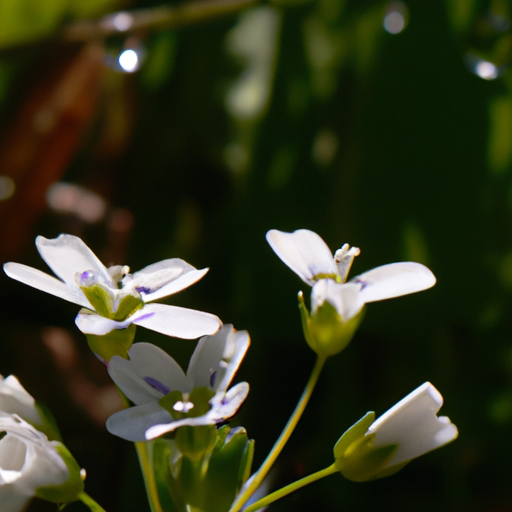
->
{"left": 0, "top": 0, "right": 510, "bottom": 510}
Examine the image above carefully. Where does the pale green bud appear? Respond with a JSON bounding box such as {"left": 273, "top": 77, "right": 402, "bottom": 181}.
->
{"left": 298, "top": 291, "right": 364, "bottom": 357}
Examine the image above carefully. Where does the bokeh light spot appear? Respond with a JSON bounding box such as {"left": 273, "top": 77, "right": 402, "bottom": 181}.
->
{"left": 118, "top": 49, "right": 140, "bottom": 73}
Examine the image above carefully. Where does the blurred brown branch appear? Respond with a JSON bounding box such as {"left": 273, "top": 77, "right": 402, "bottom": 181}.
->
{"left": 62, "top": 0, "right": 259, "bottom": 42}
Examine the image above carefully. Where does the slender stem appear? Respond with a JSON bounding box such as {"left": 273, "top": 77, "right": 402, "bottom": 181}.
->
{"left": 229, "top": 355, "right": 327, "bottom": 512}
{"left": 78, "top": 491, "right": 107, "bottom": 512}
{"left": 243, "top": 464, "right": 338, "bottom": 512}
{"left": 135, "top": 441, "right": 164, "bottom": 512}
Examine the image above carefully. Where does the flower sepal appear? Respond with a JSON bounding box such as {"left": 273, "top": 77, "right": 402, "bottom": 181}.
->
{"left": 35, "top": 441, "right": 85, "bottom": 504}
{"left": 298, "top": 291, "right": 364, "bottom": 357}
{"left": 334, "top": 412, "right": 401, "bottom": 482}
{"left": 201, "top": 426, "right": 254, "bottom": 512}
{"left": 151, "top": 426, "right": 254, "bottom": 512}
{"left": 84, "top": 322, "right": 136, "bottom": 362}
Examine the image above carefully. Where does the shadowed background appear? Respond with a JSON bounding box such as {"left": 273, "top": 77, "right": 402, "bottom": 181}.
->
{"left": 0, "top": 0, "right": 510, "bottom": 510}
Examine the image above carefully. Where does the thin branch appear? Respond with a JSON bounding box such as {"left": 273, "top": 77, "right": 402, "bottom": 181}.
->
{"left": 61, "top": 0, "right": 259, "bottom": 42}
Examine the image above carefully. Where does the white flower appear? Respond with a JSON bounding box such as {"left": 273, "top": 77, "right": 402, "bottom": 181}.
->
{"left": 334, "top": 382, "right": 458, "bottom": 482}
{"left": 368, "top": 382, "right": 458, "bottom": 468}
{"left": 267, "top": 229, "right": 436, "bottom": 322}
{"left": 4, "top": 234, "right": 221, "bottom": 339}
{"left": 0, "top": 412, "right": 69, "bottom": 512}
{"left": 0, "top": 376, "right": 44, "bottom": 429}
{"left": 106, "top": 325, "right": 250, "bottom": 442}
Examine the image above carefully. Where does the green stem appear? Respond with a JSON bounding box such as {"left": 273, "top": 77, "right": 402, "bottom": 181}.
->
{"left": 229, "top": 355, "right": 327, "bottom": 512}
{"left": 116, "top": 387, "right": 163, "bottom": 512}
{"left": 135, "top": 441, "right": 164, "bottom": 512}
{"left": 242, "top": 464, "right": 338, "bottom": 512}
{"left": 78, "top": 492, "right": 107, "bottom": 512}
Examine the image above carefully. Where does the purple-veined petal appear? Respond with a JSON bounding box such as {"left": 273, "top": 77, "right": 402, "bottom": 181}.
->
{"left": 210, "top": 382, "right": 250, "bottom": 420}
{"left": 368, "top": 382, "right": 458, "bottom": 468}
{"left": 131, "top": 304, "right": 221, "bottom": 339}
{"left": 140, "top": 268, "right": 209, "bottom": 303}
{"left": 36, "top": 234, "right": 111, "bottom": 288}
{"left": 3, "top": 262, "right": 91, "bottom": 308}
{"left": 312, "top": 280, "right": 364, "bottom": 322}
{"left": 187, "top": 326, "right": 249, "bottom": 392}
{"left": 126, "top": 258, "right": 208, "bottom": 301}
{"left": 106, "top": 403, "right": 173, "bottom": 442}
{"left": 266, "top": 229, "right": 336, "bottom": 285}
{"left": 108, "top": 343, "right": 188, "bottom": 404}
{"left": 353, "top": 262, "right": 436, "bottom": 303}
{"left": 75, "top": 310, "right": 131, "bottom": 336}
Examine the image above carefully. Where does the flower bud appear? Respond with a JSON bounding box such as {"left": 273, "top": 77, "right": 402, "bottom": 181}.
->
{"left": 0, "top": 413, "right": 83, "bottom": 511}
{"left": 334, "top": 383, "right": 458, "bottom": 482}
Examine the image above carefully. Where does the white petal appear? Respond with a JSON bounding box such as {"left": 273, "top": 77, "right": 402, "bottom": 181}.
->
{"left": 0, "top": 376, "right": 43, "bottom": 426}
{"left": 75, "top": 310, "right": 131, "bottom": 336}
{"left": 215, "top": 330, "right": 250, "bottom": 393}
{"left": 106, "top": 403, "right": 173, "bottom": 442}
{"left": 36, "top": 234, "right": 111, "bottom": 288}
{"left": 353, "top": 262, "right": 436, "bottom": 303}
{"left": 266, "top": 229, "right": 336, "bottom": 285}
{"left": 0, "top": 487, "right": 31, "bottom": 512}
{"left": 368, "top": 382, "right": 458, "bottom": 467}
{"left": 312, "top": 280, "right": 364, "bottom": 322}
{"left": 108, "top": 343, "right": 188, "bottom": 404}
{"left": 0, "top": 414, "right": 68, "bottom": 495}
{"left": 211, "top": 382, "right": 250, "bottom": 420}
{"left": 128, "top": 258, "right": 208, "bottom": 302}
{"left": 145, "top": 413, "right": 218, "bottom": 440}
{"left": 187, "top": 326, "right": 249, "bottom": 392}
{"left": 141, "top": 268, "right": 209, "bottom": 302}
{"left": 131, "top": 304, "right": 221, "bottom": 339}
{"left": 3, "top": 263, "right": 91, "bottom": 308}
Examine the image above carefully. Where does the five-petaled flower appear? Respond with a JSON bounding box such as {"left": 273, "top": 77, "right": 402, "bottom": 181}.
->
{"left": 106, "top": 325, "right": 250, "bottom": 442}
{"left": 334, "top": 382, "right": 458, "bottom": 482}
{"left": 4, "top": 234, "right": 221, "bottom": 339}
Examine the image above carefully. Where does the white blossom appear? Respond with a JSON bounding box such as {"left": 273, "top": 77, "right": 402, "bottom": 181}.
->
{"left": 335, "top": 382, "right": 458, "bottom": 481}
{"left": 4, "top": 234, "right": 221, "bottom": 339}
{"left": 368, "top": 382, "right": 458, "bottom": 469}
{"left": 0, "top": 413, "right": 69, "bottom": 512}
{"left": 106, "top": 325, "right": 249, "bottom": 442}
{"left": 267, "top": 229, "right": 436, "bottom": 322}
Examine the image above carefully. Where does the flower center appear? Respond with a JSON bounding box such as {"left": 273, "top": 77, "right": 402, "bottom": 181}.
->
{"left": 334, "top": 244, "right": 361, "bottom": 283}
{"left": 159, "top": 387, "right": 215, "bottom": 421}
{"left": 75, "top": 269, "right": 144, "bottom": 321}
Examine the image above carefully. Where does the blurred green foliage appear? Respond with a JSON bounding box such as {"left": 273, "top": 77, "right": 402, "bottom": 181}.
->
{"left": 1, "top": 0, "right": 512, "bottom": 510}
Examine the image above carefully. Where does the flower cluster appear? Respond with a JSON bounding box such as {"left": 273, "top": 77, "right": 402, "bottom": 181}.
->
{"left": 0, "top": 230, "right": 458, "bottom": 512}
